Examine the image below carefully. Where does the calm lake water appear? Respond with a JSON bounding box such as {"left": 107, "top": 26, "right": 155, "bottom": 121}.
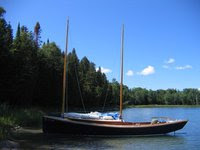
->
{"left": 16, "top": 107, "right": 200, "bottom": 149}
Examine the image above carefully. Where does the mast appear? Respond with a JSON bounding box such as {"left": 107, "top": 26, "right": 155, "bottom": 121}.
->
{"left": 62, "top": 18, "right": 69, "bottom": 114}
{"left": 119, "top": 24, "right": 124, "bottom": 119}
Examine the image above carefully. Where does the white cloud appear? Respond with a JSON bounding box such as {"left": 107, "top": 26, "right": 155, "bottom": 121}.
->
{"left": 96, "top": 67, "right": 112, "bottom": 73}
{"left": 165, "top": 58, "right": 175, "bottom": 64}
{"left": 162, "top": 65, "right": 169, "bottom": 69}
{"left": 126, "top": 70, "right": 134, "bottom": 76}
{"left": 198, "top": 88, "right": 200, "bottom": 91}
{"left": 138, "top": 66, "right": 155, "bottom": 76}
{"left": 175, "top": 65, "right": 192, "bottom": 70}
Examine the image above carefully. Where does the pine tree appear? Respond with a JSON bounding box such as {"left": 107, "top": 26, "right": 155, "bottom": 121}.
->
{"left": 0, "top": 7, "right": 13, "bottom": 104}
{"left": 0, "top": 7, "right": 5, "bottom": 17}
{"left": 34, "top": 22, "right": 41, "bottom": 47}
{"left": 0, "top": 7, "right": 13, "bottom": 56}
{"left": 11, "top": 25, "right": 39, "bottom": 106}
{"left": 35, "top": 42, "right": 62, "bottom": 107}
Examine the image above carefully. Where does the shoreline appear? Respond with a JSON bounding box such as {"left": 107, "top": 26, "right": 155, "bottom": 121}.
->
{"left": 0, "top": 127, "right": 43, "bottom": 149}
{"left": 124, "top": 104, "right": 200, "bottom": 108}
{"left": 1, "top": 104, "right": 199, "bottom": 145}
{"left": 1, "top": 105, "right": 199, "bottom": 149}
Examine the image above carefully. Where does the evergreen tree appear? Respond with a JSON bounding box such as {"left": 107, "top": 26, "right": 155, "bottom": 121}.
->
{"left": 34, "top": 22, "right": 41, "bottom": 47}
{"left": 0, "top": 7, "right": 6, "bottom": 17}
{"left": 12, "top": 26, "right": 38, "bottom": 106}
{"left": 35, "top": 42, "right": 62, "bottom": 107}
{"left": 67, "top": 49, "right": 81, "bottom": 108}
{"left": 0, "top": 7, "right": 13, "bottom": 104}
{"left": 13, "top": 23, "right": 21, "bottom": 52}
{"left": 0, "top": 7, "right": 13, "bottom": 57}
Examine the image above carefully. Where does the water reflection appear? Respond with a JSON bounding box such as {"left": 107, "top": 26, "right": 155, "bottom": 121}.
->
{"left": 15, "top": 129, "right": 187, "bottom": 150}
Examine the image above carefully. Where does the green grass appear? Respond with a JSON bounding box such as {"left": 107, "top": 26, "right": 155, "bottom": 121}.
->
{"left": 0, "top": 104, "right": 45, "bottom": 140}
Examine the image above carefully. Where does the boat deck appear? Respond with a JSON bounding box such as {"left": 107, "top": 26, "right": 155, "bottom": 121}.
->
{"left": 45, "top": 115, "right": 187, "bottom": 128}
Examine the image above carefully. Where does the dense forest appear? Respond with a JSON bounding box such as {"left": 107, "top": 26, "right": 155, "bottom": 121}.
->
{"left": 0, "top": 7, "right": 200, "bottom": 111}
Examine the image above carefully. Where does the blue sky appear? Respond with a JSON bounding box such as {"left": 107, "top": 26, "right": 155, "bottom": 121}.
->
{"left": 1, "top": 0, "right": 200, "bottom": 90}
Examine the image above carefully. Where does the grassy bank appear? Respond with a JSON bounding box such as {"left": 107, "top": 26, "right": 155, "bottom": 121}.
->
{"left": 0, "top": 104, "right": 45, "bottom": 140}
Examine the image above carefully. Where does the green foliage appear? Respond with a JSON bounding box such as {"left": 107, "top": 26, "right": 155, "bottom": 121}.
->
{"left": 34, "top": 22, "right": 41, "bottom": 47}
{"left": 124, "top": 88, "right": 200, "bottom": 105}
{"left": 0, "top": 104, "right": 44, "bottom": 140}
{"left": 14, "top": 108, "right": 44, "bottom": 127}
{"left": 67, "top": 50, "right": 111, "bottom": 110}
{"left": 0, "top": 11, "right": 13, "bottom": 55}
{"left": 34, "top": 42, "right": 63, "bottom": 107}
{"left": 11, "top": 25, "right": 38, "bottom": 106}
{"left": 0, "top": 104, "right": 15, "bottom": 139}
{"left": 0, "top": 117, "right": 13, "bottom": 139}
{"left": 0, "top": 8, "right": 14, "bottom": 104}
{"left": 0, "top": 7, "right": 6, "bottom": 17}
{"left": 12, "top": 23, "right": 21, "bottom": 52}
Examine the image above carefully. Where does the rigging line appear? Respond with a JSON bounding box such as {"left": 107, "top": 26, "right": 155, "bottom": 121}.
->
{"left": 102, "top": 86, "right": 109, "bottom": 112}
{"left": 74, "top": 63, "right": 86, "bottom": 113}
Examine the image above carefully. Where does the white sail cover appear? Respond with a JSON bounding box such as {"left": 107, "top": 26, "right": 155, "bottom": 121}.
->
{"left": 64, "top": 112, "right": 120, "bottom": 120}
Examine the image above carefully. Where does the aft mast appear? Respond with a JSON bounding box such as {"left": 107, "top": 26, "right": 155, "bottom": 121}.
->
{"left": 62, "top": 18, "right": 69, "bottom": 114}
{"left": 119, "top": 24, "right": 124, "bottom": 120}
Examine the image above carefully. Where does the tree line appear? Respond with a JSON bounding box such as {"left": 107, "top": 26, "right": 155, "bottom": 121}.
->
{"left": 0, "top": 7, "right": 199, "bottom": 111}
{"left": 124, "top": 88, "right": 200, "bottom": 105}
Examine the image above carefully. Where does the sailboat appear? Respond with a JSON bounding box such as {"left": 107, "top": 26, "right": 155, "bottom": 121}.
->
{"left": 42, "top": 19, "right": 188, "bottom": 135}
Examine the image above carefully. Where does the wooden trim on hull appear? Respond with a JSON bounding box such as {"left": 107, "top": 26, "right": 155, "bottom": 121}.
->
{"left": 43, "top": 116, "right": 188, "bottom": 135}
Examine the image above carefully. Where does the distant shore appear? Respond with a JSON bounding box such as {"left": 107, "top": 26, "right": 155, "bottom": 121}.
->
{"left": 125, "top": 104, "right": 200, "bottom": 108}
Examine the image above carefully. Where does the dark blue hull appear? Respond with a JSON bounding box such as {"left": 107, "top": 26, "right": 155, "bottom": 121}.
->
{"left": 43, "top": 116, "right": 187, "bottom": 135}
